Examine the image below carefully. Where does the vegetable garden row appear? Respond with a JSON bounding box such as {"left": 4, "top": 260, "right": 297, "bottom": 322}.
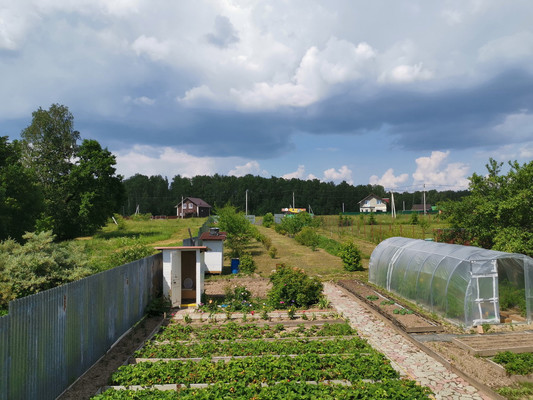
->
{"left": 92, "top": 318, "right": 433, "bottom": 399}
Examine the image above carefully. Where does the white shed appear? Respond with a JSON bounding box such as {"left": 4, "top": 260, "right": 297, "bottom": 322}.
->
{"left": 155, "top": 246, "right": 208, "bottom": 308}
{"left": 199, "top": 228, "right": 227, "bottom": 274}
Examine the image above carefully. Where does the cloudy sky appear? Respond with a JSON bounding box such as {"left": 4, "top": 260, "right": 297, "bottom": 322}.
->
{"left": 2, "top": 0, "right": 532, "bottom": 191}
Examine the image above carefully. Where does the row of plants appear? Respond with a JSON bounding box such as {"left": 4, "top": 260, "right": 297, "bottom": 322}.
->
{"left": 492, "top": 351, "right": 533, "bottom": 376}
{"left": 110, "top": 353, "right": 399, "bottom": 385}
{"left": 136, "top": 337, "right": 370, "bottom": 358}
{"left": 94, "top": 379, "right": 433, "bottom": 399}
{"left": 153, "top": 321, "right": 356, "bottom": 341}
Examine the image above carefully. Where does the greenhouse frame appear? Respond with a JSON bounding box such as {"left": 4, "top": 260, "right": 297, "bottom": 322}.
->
{"left": 369, "top": 237, "right": 533, "bottom": 327}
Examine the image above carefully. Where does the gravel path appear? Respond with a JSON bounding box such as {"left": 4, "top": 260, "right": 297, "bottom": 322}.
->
{"left": 324, "top": 282, "right": 495, "bottom": 400}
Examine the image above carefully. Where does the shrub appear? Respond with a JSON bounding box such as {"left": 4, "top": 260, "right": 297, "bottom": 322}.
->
{"left": 279, "top": 212, "right": 317, "bottom": 236}
{"left": 368, "top": 213, "right": 377, "bottom": 225}
{"left": 295, "top": 226, "right": 320, "bottom": 250}
{"left": 409, "top": 212, "right": 419, "bottom": 225}
{"left": 267, "top": 264, "right": 323, "bottom": 309}
{"left": 268, "top": 246, "right": 278, "bottom": 259}
{"left": 262, "top": 213, "right": 274, "bottom": 228}
{"left": 238, "top": 253, "right": 256, "bottom": 275}
{"left": 338, "top": 242, "right": 363, "bottom": 271}
{"left": 108, "top": 242, "right": 154, "bottom": 267}
{"left": 131, "top": 213, "right": 152, "bottom": 221}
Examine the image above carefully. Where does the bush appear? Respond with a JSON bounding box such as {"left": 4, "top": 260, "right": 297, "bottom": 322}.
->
{"left": 267, "top": 264, "right": 323, "bottom": 309}
{"left": 0, "top": 231, "right": 93, "bottom": 311}
{"left": 279, "top": 212, "right": 317, "bottom": 236}
{"left": 409, "top": 213, "right": 419, "bottom": 225}
{"left": 238, "top": 253, "right": 256, "bottom": 275}
{"left": 262, "top": 213, "right": 274, "bottom": 228}
{"left": 131, "top": 213, "right": 152, "bottom": 221}
{"left": 338, "top": 242, "right": 363, "bottom": 271}
{"left": 295, "top": 226, "right": 320, "bottom": 250}
{"left": 108, "top": 242, "right": 154, "bottom": 267}
{"left": 268, "top": 246, "right": 278, "bottom": 258}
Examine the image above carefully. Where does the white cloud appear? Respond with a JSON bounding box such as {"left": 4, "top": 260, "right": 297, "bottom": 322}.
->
{"left": 379, "top": 63, "right": 433, "bottom": 84}
{"left": 114, "top": 145, "right": 218, "bottom": 178}
{"left": 322, "top": 165, "right": 353, "bottom": 185}
{"left": 177, "top": 85, "right": 218, "bottom": 106}
{"left": 228, "top": 161, "right": 269, "bottom": 177}
{"left": 131, "top": 35, "right": 169, "bottom": 61}
{"left": 282, "top": 165, "right": 308, "bottom": 180}
{"left": 369, "top": 168, "right": 409, "bottom": 189}
{"left": 124, "top": 96, "right": 155, "bottom": 106}
{"left": 231, "top": 38, "right": 377, "bottom": 109}
{"left": 412, "top": 151, "right": 469, "bottom": 190}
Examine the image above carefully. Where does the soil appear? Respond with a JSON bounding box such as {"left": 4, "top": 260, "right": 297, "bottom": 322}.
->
{"left": 204, "top": 274, "right": 272, "bottom": 299}
{"left": 337, "top": 279, "right": 442, "bottom": 331}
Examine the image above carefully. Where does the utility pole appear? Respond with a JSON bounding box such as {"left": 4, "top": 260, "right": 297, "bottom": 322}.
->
{"left": 423, "top": 184, "right": 426, "bottom": 216}
{"left": 292, "top": 192, "right": 295, "bottom": 209}
{"left": 342, "top": 202, "right": 345, "bottom": 213}
{"left": 391, "top": 191, "right": 396, "bottom": 218}
{"left": 245, "top": 189, "right": 248, "bottom": 216}
{"left": 181, "top": 196, "right": 183, "bottom": 219}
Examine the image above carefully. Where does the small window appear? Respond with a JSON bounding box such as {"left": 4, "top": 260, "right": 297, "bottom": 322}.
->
{"left": 188, "top": 203, "right": 193, "bottom": 209}
{"left": 365, "top": 200, "right": 370, "bottom": 205}
{"left": 377, "top": 200, "right": 382, "bottom": 204}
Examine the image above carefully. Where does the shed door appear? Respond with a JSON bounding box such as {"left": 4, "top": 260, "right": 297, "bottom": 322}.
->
{"left": 171, "top": 251, "right": 181, "bottom": 307}
{"left": 471, "top": 260, "right": 499, "bottom": 325}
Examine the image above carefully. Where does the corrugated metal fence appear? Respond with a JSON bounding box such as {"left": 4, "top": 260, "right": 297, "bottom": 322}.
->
{"left": 0, "top": 254, "right": 162, "bottom": 400}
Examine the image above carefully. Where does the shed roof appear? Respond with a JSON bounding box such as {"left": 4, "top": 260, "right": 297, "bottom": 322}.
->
{"left": 199, "top": 231, "right": 227, "bottom": 241}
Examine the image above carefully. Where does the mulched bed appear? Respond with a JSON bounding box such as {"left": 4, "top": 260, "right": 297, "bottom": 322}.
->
{"left": 337, "top": 280, "right": 443, "bottom": 333}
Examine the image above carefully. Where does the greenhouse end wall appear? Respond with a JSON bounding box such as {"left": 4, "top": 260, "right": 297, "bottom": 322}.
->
{"left": 368, "top": 237, "right": 533, "bottom": 327}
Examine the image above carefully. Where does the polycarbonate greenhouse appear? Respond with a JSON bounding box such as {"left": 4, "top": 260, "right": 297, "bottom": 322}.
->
{"left": 369, "top": 237, "right": 533, "bottom": 327}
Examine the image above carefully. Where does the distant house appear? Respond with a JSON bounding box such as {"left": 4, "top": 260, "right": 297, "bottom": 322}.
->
{"left": 176, "top": 197, "right": 212, "bottom": 218}
{"left": 359, "top": 194, "right": 387, "bottom": 213}
{"left": 411, "top": 204, "right": 432, "bottom": 213}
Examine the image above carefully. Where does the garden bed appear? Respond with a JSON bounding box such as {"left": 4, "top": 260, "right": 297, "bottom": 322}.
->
{"left": 338, "top": 280, "right": 443, "bottom": 333}
{"left": 93, "top": 317, "right": 433, "bottom": 399}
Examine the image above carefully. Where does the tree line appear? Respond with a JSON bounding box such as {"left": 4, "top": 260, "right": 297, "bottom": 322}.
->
{"left": 122, "top": 173, "right": 469, "bottom": 217}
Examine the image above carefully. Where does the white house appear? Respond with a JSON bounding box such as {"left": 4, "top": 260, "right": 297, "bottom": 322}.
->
{"left": 199, "top": 227, "right": 227, "bottom": 274}
{"left": 359, "top": 194, "right": 387, "bottom": 213}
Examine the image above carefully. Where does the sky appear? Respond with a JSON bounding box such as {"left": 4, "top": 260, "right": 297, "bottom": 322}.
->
{"left": 1, "top": 0, "right": 532, "bottom": 192}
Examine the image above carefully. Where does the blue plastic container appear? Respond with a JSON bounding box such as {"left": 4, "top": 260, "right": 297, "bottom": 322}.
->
{"left": 231, "top": 258, "right": 240, "bottom": 274}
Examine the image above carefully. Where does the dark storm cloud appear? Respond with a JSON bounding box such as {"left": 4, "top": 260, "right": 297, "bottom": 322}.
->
{"left": 66, "top": 69, "right": 533, "bottom": 160}
{"left": 299, "top": 69, "right": 533, "bottom": 151}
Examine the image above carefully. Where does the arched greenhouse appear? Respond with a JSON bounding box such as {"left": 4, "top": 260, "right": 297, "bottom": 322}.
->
{"left": 369, "top": 237, "right": 533, "bottom": 327}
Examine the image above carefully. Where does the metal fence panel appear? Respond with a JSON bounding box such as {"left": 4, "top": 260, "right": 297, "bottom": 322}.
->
{"left": 0, "top": 254, "right": 162, "bottom": 400}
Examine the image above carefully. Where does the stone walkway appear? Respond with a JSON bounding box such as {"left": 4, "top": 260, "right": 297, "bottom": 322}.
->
{"left": 324, "top": 283, "right": 494, "bottom": 400}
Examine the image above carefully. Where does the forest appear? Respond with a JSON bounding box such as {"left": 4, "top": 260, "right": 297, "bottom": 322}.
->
{"left": 122, "top": 173, "right": 469, "bottom": 217}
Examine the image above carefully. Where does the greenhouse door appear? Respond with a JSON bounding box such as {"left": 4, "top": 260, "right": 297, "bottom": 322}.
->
{"left": 471, "top": 260, "right": 499, "bottom": 325}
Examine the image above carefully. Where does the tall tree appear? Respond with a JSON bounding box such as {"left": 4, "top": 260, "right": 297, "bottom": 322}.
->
{"left": 20, "top": 104, "right": 123, "bottom": 239}
{"left": 443, "top": 159, "right": 532, "bottom": 256}
{"left": 0, "top": 137, "right": 43, "bottom": 241}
